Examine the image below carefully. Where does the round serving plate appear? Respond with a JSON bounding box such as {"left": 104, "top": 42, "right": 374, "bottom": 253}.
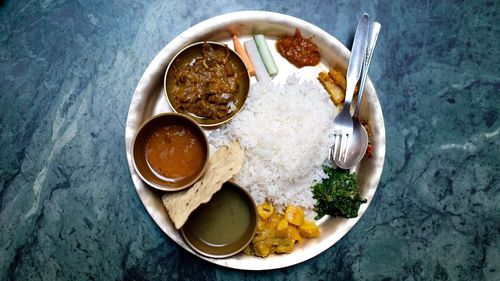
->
{"left": 125, "top": 11, "right": 385, "bottom": 270}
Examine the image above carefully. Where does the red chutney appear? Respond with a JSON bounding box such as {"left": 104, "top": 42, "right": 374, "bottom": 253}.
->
{"left": 145, "top": 125, "right": 205, "bottom": 182}
{"left": 276, "top": 29, "right": 321, "bottom": 68}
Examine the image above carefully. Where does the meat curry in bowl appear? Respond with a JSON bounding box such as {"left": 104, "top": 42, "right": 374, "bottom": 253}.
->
{"left": 164, "top": 42, "right": 250, "bottom": 127}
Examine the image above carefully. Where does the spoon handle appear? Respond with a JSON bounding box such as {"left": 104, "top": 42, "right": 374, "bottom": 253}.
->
{"left": 343, "top": 13, "right": 370, "bottom": 110}
{"left": 353, "top": 22, "right": 381, "bottom": 118}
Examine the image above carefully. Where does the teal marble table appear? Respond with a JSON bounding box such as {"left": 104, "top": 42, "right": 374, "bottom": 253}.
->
{"left": 1, "top": 0, "right": 498, "bottom": 280}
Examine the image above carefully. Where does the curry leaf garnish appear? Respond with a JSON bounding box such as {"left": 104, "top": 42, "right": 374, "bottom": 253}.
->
{"left": 312, "top": 166, "right": 367, "bottom": 219}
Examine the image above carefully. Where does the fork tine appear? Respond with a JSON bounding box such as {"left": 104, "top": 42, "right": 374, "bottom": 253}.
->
{"left": 338, "top": 136, "right": 343, "bottom": 163}
{"left": 337, "top": 135, "right": 342, "bottom": 160}
{"left": 335, "top": 135, "right": 343, "bottom": 163}
{"left": 339, "top": 135, "right": 347, "bottom": 163}
{"left": 341, "top": 134, "right": 350, "bottom": 163}
{"left": 332, "top": 135, "right": 340, "bottom": 160}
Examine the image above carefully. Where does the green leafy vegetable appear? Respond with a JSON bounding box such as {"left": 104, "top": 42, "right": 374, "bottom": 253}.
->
{"left": 312, "top": 166, "right": 367, "bottom": 219}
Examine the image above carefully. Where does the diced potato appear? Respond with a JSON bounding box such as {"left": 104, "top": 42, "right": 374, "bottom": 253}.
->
{"left": 299, "top": 220, "right": 321, "bottom": 238}
{"left": 267, "top": 212, "right": 282, "bottom": 229}
{"left": 275, "top": 219, "right": 288, "bottom": 237}
{"left": 257, "top": 202, "right": 274, "bottom": 220}
{"left": 257, "top": 217, "right": 266, "bottom": 231}
{"left": 256, "top": 227, "right": 274, "bottom": 241}
{"left": 254, "top": 241, "right": 272, "bottom": 257}
{"left": 274, "top": 238, "right": 294, "bottom": 254}
{"left": 318, "top": 71, "right": 345, "bottom": 105}
{"left": 287, "top": 225, "right": 304, "bottom": 243}
{"left": 285, "top": 205, "right": 304, "bottom": 226}
{"left": 247, "top": 202, "right": 321, "bottom": 258}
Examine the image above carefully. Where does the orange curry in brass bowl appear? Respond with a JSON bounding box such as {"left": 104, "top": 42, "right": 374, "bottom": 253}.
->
{"left": 132, "top": 113, "right": 209, "bottom": 191}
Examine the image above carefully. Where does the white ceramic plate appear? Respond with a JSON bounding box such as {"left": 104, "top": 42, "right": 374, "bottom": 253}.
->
{"left": 125, "top": 11, "right": 385, "bottom": 270}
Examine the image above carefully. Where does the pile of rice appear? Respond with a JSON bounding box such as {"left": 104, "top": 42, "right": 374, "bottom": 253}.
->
{"left": 209, "top": 75, "right": 336, "bottom": 210}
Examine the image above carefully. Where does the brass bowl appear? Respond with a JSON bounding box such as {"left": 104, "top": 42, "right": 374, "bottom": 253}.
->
{"left": 132, "top": 113, "right": 209, "bottom": 191}
{"left": 180, "top": 182, "right": 258, "bottom": 258}
{"left": 164, "top": 41, "right": 250, "bottom": 127}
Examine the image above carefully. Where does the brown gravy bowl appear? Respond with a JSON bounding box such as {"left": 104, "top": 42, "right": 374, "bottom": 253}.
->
{"left": 132, "top": 113, "right": 209, "bottom": 191}
{"left": 164, "top": 41, "right": 250, "bottom": 127}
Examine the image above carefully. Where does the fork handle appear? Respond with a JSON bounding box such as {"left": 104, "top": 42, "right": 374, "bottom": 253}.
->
{"left": 343, "top": 13, "right": 370, "bottom": 110}
{"left": 354, "top": 22, "right": 381, "bottom": 118}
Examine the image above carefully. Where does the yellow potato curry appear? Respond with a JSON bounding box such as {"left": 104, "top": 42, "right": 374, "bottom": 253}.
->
{"left": 244, "top": 202, "right": 320, "bottom": 257}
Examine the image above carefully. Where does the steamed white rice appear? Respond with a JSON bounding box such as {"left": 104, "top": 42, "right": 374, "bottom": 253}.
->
{"left": 209, "top": 75, "right": 336, "bottom": 210}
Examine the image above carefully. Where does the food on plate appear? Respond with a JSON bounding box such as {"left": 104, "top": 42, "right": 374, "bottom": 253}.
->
{"left": 327, "top": 68, "right": 347, "bottom": 90}
{"left": 257, "top": 202, "right": 274, "bottom": 220}
{"left": 232, "top": 34, "right": 255, "bottom": 76}
{"left": 182, "top": 182, "right": 254, "bottom": 247}
{"left": 145, "top": 124, "right": 206, "bottom": 182}
{"left": 209, "top": 76, "right": 336, "bottom": 210}
{"left": 361, "top": 119, "right": 374, "bottom": 158}
{"left": 319, "top": 68, "right": 374, "bottom": 156}
{"left": 253, "top": 34, "right": 279, "bottom": 76}
{"left": 244, "top": 39, "right": 271, "bottom": 82}
{"left": 170, "top": 42, "right": 247, "bottom": 120}
{"left": 318, "top": 71, "right": 344, "bottom": 105}
{"left": 312, "top": 166, "right": 367, "bottom": 219}
{"left": 299, "top": 221, "right": 321, "bottom": 238}
{"left": 318, "top": 68, "right": 359, "bottom": 105}
{"left": 244, "top": 202, "right": 320, "bottom": 257}
{"left": 276, "top": 28, "right": 321, "bottom": 68}
{"left": 162, "top": 141, "right": 245, "bottom": 229}
{"left": 284, "top": 205, "right": 304, "bottom": 226}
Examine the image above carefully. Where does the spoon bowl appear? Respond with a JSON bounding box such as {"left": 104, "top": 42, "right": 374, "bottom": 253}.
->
{"left": 334, "top": 118, "right": 369, "bottom": 169}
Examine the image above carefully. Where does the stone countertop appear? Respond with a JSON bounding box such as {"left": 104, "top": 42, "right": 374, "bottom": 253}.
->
{"left": 1, "top": 0, "right": 498, "bottom": 280}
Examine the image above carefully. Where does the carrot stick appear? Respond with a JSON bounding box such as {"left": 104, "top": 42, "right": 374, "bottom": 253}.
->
{"left": 232, "top": 34, "right": 256, "bottom": 76}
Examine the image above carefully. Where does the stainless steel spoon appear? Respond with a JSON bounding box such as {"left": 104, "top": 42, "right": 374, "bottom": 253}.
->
{"left": 336, "top": 22, "right": 381, "bottom": 169}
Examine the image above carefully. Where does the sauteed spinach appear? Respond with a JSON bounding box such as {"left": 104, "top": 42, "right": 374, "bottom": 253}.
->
{"left": 312, "top": 166, "right": 366, "bottom": 219}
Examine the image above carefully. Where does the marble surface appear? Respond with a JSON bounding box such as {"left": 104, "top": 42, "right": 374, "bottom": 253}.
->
{"left": 0, "top": 0, "right": 498, "bottom": 280}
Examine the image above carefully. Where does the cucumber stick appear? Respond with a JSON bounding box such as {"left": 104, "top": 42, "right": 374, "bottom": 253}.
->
{"left": 253, "top": 34, "right": 278, "bottom": 77}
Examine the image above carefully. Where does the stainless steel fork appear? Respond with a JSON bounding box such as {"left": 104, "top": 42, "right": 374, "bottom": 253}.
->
{"left": 331, "top": 13, "right": 370, "bottom": 165}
